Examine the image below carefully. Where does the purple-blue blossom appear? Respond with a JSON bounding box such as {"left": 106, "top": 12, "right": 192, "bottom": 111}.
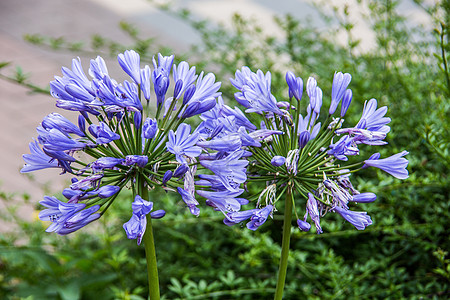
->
{"left": 21, "top": 140, "right": 60, "bottom": 173}
{"left": 271, "top": 156, "right": 286, "bottom": 167}
{"left": 166, "top": 123, "right": 202, "bottom": 164}
{"left": 351, "top": 192, "right": 377, "bottom": 203}
{"left": 89, "top": 122, "right": 120, "bottom": 145}
{"left": 173, "top": 61, "right": 197, "bottom": 99}
{"left": 199, "top": 150, "right": 248, "bottom": 192}
{"left": 363, "top": 151, "right": 409, "bottom": 179}
{"left": 177, "top": 187, "right": 200, "bottom": 216}
{"left": 123, "top": 195, "right": 162, "bottom": 245}
{"left": 355, "top": 99, "right": 391, "bottom": 132}
{"left": 333, "top": 206, "right": 373, "bottom": 230}
{"left": 118, "top": 50, "right": 141, "bottom": 84}
{"left": 285, "top": 71, "right": 303, "bottom": 101}
{"left": 124, "top": 155, "right": 148, "bottom": 168}
{"left": 39, "top": 196, "right": 100, "bottom": 235}
{"left": 329, "top": 72, "right": 351, "bottom": 115}
{"left": 91, "top": 157, "right": 124, "bottom": 173}
{"left": 305, "top": 193, "right": 323, "bottom": 234}
{"left": 142, "top": 118, "right": 158, "bottom": 139}
{"left": 97, "top": 185, "right": 121, "bottom": 198}
{"left": 42, "top": 113, "right": 85, "bottom": 137}
{"left": 297, "top": 219, "right": 311, "bottom": 232}
{"left": 246, "top": 205, "right": 273, "bottom": 231}
{"left": 40, "top": 128, "right": 86, "bottom": 152}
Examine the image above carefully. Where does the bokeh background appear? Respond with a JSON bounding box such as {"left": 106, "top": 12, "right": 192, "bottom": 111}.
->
{"left": 0, "top": 0, "right": 448, "bottom": 299}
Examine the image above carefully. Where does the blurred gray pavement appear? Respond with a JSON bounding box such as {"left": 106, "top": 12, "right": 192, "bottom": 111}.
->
{"left": 0, "top": 0, "right": 433, "bottom": 222}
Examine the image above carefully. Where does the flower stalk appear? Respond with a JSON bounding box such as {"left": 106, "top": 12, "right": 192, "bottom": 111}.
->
{"left": 274, "top": 185, "right": 294, "bottom": 300}
{"left": 140, "top": 178, "right": 161, "bottom": 300}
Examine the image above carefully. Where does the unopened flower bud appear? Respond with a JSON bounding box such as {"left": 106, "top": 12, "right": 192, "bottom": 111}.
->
{"left": 134, "top": 111, "right": 142, "bottom": 128}
{"left": 98, "top": 185, "right": 121, "bottom": 198}
{"left": 297, "top": 219, "right": 311, "bottom": 231}
{"left": 174, "top": 164, "right": 189, "bottom": 177}
{"left": 271, "top": 156, "right": 286, "bottom": 167}
{"left": 298, "top": 131, "right": 311, "bottom": 148}
{"left": 162, "top": 170, "right": 172, "bottom": 185}
{"left": 143, "top": 118, "right": 158, "bottom": 139}
{"left": 150, "top": 209, "right": 166, "bottom": 219}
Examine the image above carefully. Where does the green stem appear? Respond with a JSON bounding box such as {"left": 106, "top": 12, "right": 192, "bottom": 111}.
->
{"left": 274, "top": 186, "right": 293, "bottom": 300}
{"left": 139, "top": 176, "right": 160, "bottom": 300}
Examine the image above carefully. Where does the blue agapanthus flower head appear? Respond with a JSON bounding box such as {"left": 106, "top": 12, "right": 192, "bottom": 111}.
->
{"left": 22, "top": 50, "right": 261, "bottom": 240}
{"left": 223, "top": 66, "right": 409, "bottom": 235}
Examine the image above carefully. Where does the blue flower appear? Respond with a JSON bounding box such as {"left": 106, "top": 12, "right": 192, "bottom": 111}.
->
{"left": 140, "top": 65, "right": 151, "bottom": 100}
{"left": 197, "top": 133, "right": 242, "bottom": 152}
{"left": 142, "top": 118, "right": 158, "bottom": 139}
{"left": 363, "top": 151, "right": 409, "bottom": 179}
{"left": 324, "top": 179, "right": 352, "bottom": 209}
{"left": 153, "top": 74, "right": 169, "bottom": 108}
{"left": 328, "top": 136, "right": 359, "bottom": 161}
{"left": 42, "top": 113, "right": 85, "bottom": 137}
{"left": 61, "top": 57, "right": 94, "bottom": 94}
{"left": 70, "top": 174, "right": 104, "bottom": 190}
{"left": 89, "top": 122, "right": 120, "bottom": 145}
{"left": 152, "top": 53, "right": 174, "bottom": 78}
{"left": 271, "top": 156, "right": 286, "bottom": 167}
{"left": 182, "top": 98, "right": 217, "bottom": 118}
{"left": 118, "top": 50, "right": 141, "bottom": 84}
{"left": 196, "top": 189, "right": 245, "bottom": 215}
{"left": 298, "top": 131, "right": 311, "bottom": 148}
{"left": 39, "top": 196, "right": 100, "bottom": 235}
{"left": 123, "top": 195, "right": 161, "bottom": 245}
{"left": 195, "top": 174, "right": 229, "bottom": 191}
{"left": 285, "top": 71, "right": 303, "bottom": 101}
{"left": 56, "top": 205, "right": 100, "bottom": 235}
{"left": 306, "top": 77, "right": 323, "bottom": 116}
{"left": 115, "top": 80, "right": 143, "bottom": 111}
{"left": 162, "top": 170, "right": 172, "bottom": 185}
{"left": 329, "top": 72, "right": 351, "bottom": 115}
{"left": 305, "top": 193, "right": 323, "bottom": 234}
{"left": 166, "top": 123, "right": 202, "bottom": 164}
{"left": 340, "top": 89, "right": 353, "bottom": 117}
{"left": 355, "top": 99, "right": 391, "bottom": 132}
{"left": 199, "top": 150, "right": 248, "bottom": 192}
{"left": 89, "top": 56, "right": 109, "bottom": 80}
{"left": 247, "top": 205, "right": 273, "bottom": 231}
{"left": 150, "top": 210, "right": 166, "bottom": 219}
{"left": 230, "top": 66, "right": 253, "bottom": 90}
{"left": 124, "top": 155, "right": 148, "bottom": 168}
{"left": 91, "top": 157, "right": 124, "bottom": 173}
{"left": 62, "top": 188, "right": 97, "bottom": 203}
{"left": 351, "top": 192, "right": 377, "bottom": 203}
{"left": 173, "top": 61, "right": 197, "bottom": 99}
{"left": 40, "top": 128, "right": 86, "bottom": 152}
{"left": 97, "top": 185, "right": 121, "bottom": 198}
{"left": 123, "top": 214, "right": 146, "bottom": 245}
{"left": 21, "top": 140, "right": 60, "bottom": 173}
{"left": 177, "top": 187, "right": 200, "bottom": 216}
{"left": 39, "top": 196, "right": 85, "bottom": 224}
{"left": 333, "top": 206, "right": 372, "bottom": 230}
{"left": 152, "top": 53, "right": 174, "bottom": 106}
{"left": 335, "top": 127, "right": 388, "bottom": 146}
{"left": 173, "top": 164, "right": 189, "bottom": 178}
{"left": 65, "top": 80, "right": 95, "bottom": 102}
{"left": 241, "top": 70, "right": 284, "bottom": 116}
{"left": 132, "top": 195, "right": 153, "bottom": 215}
{"left": 297, "top": 219, "right": 311, "bottom": 232}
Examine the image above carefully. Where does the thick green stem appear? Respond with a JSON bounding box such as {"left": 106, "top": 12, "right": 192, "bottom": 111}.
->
{"left": 139, "top": 177, "right": 160, "bottom": 300}
{"left": 274, "top": 187, "right": 293, "bottom": 300}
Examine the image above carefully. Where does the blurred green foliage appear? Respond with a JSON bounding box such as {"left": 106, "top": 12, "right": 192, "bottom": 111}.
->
{"left": 1, "top": 0, "right": 449, "bottom": 299}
